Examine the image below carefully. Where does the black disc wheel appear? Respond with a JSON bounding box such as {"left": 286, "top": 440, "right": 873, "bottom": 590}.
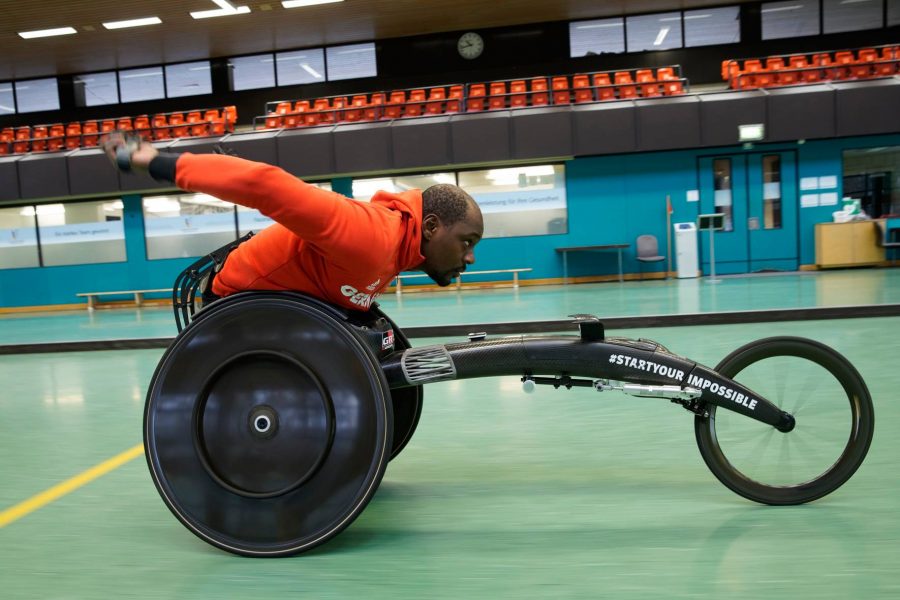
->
{"left": 144, "top": 293, "right": 393, "bottom": 557}
{"left": 369, "top": 305, "right": 423, "bottom": 460}
{"left": 695, "top": 337, "right": 874, "bottom": 505}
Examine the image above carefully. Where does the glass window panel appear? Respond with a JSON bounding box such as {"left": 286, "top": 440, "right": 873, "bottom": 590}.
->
{"left": 842, "top": 145, "right": 900, "bottom": 218}
{"left": 0, "top": 82, "right": 14, "bottom": 114}
{"left": 824, "top": 0, "right": 883, "bottom": 33}
{"left": 73, "top": 71, "right": 119, "bottom": 107}
{"left": 684, "top": 6, "right": 740, "bottom": 47}
{"left": 326, "top": 43, "right": 377, "bottom": 81}
{"left": 238, "top": 181, "right": 332, "bottom": 235}
{"left": 119, "top": 66, "right": 165, "bottom": 103}
{"left": 457, "top": 165, "right": 567, "bottom": 238}
{"left": 352, "top": 174, "right": 454, "bottom": 202}
{"left": 37, "top": 200, "right": 126, "bottom": 267}
{"left": 890, "top": 0, "right": 900, "bottom": 25}
{"left": 713, "top": 159, "right": 734, "bottom": 232}
{"left": 762, "top": 155, "right": 783, "bottom": 230}
{"left": 14, "top": 78, "right": 59, "bottom": 113}
{"left": 165, "top": 61, "right": 212, "bottom": 98}
{"left": 762, "top": 1, "right": 820, "bottom": 40}
{"left": 228, "top": 54, "right": 275, "bottom": 91}
{"left": 569, "top": 18, "right": 625, "bottom": 57}
{"left": 276, "top": 49, "right": 326, "bottom": 85}
{"left": 144, "top": 193, "right": 236, "bottom": 260}
{"left": 626, "top": 12, "right": 683, "bottom": 52}
{"left": 0, "top": 206, "right": 39, "bottom": 269}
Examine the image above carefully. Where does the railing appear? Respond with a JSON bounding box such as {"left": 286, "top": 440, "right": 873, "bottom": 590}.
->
{"left": 252, "top": 66, "right": 689, "bottom": 130}
{"left": 722, "top": 44, "right": 899, "bottom": 90}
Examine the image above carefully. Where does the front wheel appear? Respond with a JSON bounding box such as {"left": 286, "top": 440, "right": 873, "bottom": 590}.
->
{"left": 695, "top": 337, "right": 874, "bottom": 505}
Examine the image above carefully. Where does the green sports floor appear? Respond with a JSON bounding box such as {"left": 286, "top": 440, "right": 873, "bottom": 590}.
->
{"left": 1, "top": 269, "right": 899, "bottom": 599}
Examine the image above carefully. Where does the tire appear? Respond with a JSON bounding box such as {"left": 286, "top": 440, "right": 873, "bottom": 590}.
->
{"left": 144, "top": 293, "right": 392, "bottom": 556}
{"left": 694, "top": 336, "right": 874, "bottom": 505}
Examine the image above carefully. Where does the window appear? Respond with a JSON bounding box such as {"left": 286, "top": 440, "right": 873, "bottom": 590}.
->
{"left": 73, "top": 71, "right": 119, "bottom": 107}
{"left": 762, "top": 1, "right": 820, "bottom": 40}
{"left": 684, "top": 6, "right": 740, "bottom": 47}
{"left": 824, "top": 0, "right": 883, "bottom": 33}
{"left": 762, "top": 155, "right": 783, "bottom": 230}
{"left": 626, "top": 12, "right": 683, "bottom": 52}
{"left": 14, "top": 77, "right": 59, "bottom": 113}
{"left": 843, "top": 146, "right": 900, "bottom": 218}
{"left": 0, "top": 82, "right": 14, "bottom": 115}
{"left": 238, "top": 181, "right": 331, "bottom": 235}
{"left": 228, "top": 54, "right": 275, "bottom": 91}
{"left": 165, "top": 61, "right": 212, "bottom": 98}
{"left": 569, "top": 18, "right": 625, "bottom": 57}
{"left": 890, "top": 0, "right": 900, "bottom": 26}
{"left": 143, "top": 193, "right": 237, "bottom": 260}
{"left": 276, "top": 49, "right": 326, "bottom": 85}
{"left": 713, "top": 158, "right": 734, "bottom": 232}
{"left": 119, "top": 66, "right": 165, "bottom": 103}
{"left": 35, "top": 200, "right": 126, "bottom": 267}
{"left": 352, "top": 174, "right": 452, "bottom": 202}
{"left": 0, "top": 206, "right": 39, "bottom": 269}
{"left": 326, "top": 43, "right": 377, "bottom": 81}
{"left": 457, "top": 165, "right": 568, "bottom": 238}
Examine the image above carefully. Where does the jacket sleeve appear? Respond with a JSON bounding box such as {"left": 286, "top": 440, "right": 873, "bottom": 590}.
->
{"left": 173, "top": 153, "right": 393, "bottom": 265}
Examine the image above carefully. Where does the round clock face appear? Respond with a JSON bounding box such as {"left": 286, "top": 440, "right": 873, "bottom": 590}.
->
{"left": 457, "top": 32, "right": 484, "bottom": 60}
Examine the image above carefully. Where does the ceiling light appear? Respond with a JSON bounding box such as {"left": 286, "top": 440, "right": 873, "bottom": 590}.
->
{"left": 191, "top": 0, "right": 251, "bottom": 19}
{"left": 103, "top": 17, "right": 162, "bottom": 30}
{"left": 282, "top": 0, "right": 344, "bottom": 8}
{"left": 653, "top": 27, "right": 670, "bottom": 46}
{"left": 761, "top": 4, "right": 803, "bottom": 13}
{"left": 18, "top": 27, "right": 77, "bottom": 39}
{"left": 301, "top": 64, "right": 323, "bottom": 78}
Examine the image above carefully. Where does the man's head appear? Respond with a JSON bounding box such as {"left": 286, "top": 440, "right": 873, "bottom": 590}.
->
{"left": 419, "top": 184, "right": 484, "bottom": 286}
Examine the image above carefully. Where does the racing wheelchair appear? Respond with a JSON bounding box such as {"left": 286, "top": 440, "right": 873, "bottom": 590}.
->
{"left": 144, "top": 249, "right": 875, "bottom": 557}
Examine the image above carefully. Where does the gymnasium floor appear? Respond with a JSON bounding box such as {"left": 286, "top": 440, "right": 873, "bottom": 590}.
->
{"left": 1, "top": 270, "right": 899, "bottom": 599}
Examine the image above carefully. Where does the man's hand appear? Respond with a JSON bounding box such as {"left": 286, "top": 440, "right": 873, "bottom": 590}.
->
{"left": 101, "top": 132, "right": 159, "bottom": 173}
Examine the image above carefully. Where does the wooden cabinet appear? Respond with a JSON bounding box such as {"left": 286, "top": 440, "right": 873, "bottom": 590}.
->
{"left": 815, "top": 221, "right": 885, "bottom": 268}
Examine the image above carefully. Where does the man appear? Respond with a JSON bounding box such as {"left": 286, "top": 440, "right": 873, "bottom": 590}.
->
{"left": 104, "top": 135, "right": 483, "bottom": 311}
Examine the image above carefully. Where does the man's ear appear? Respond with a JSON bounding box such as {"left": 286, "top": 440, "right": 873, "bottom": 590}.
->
{"left": 422, "top": 214, "right": 440, "bottom": 240}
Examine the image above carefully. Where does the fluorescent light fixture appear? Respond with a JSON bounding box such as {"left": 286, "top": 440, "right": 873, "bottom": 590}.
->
{"left": 18, "top": 27, "right": 77, "bottom": 39}
{"left": 0, "top": 104, "right": 14, "bottom": 112}
{"left": 120, "top": 70, "right": 163, "bottom": 79}
{"left": 653, "top": 27, "right": 670, "bottom": 46}
{"left": 739, "top": 123, "right": 765, "bottom": 142}
{"left": 20, "top": 204, "right": 66, "bottom": 217}
{"left": 301, "top": 64, "right": 323, "bottom": 78}
{"left": 191, "top": 0, "right": 251, "bottom": 19}
{"left": 282, "top": 0, "right": 344, "bottom": 8}
{"left": 840, "top": 0, "right": 873, "bottom": 4}
{"left": 761, "top": 4, "right": 804, "bottom": 13}
{"left": 102, "top": 17, "right": 162, "bottom": 30}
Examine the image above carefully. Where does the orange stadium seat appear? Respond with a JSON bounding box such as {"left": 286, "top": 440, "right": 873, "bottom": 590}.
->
{"left": 530, "top": 78, "right": 549, "bottom": 106}
{"left": 31, "top": 126, "right": 48, "bottom": 152}
{"left": 593, "top": 73, "right": 615, "bottom": 100}
{"left": 488, "top": 82, "right": 507, "bottom": 110}
{"left": 81, "top": 121, "right": 99, "bottom": 147}
{"left": 615, "top": 72, "right": 637, "bottom": 98}
{"left": 13, "top": 127, "right": 31, "bottom": 154}
{"left": 47, "top": 124, "right": 65, "bottom": 151}
{"left": 426, "top": 87, "right": 446, "bottom": 115}
{"left": 404, "top": 90, "right": 425, "bottom": 117}
{"left": 509, "top": 80, "right": 527, "bottom": 108}
{"left": 551, "top": 76, "right": 570, "bottom": 104}
{"left": 365, "top": 93, "right": 385, "bottom": 120}
{"left": 572, "top": 75, "right": 593, "bottom": 103}
{"left": 636, "top": 70, "right": 660, "bottom": 97}
{"left": 64, "top": 123, "right": 82, "bottom": 150}
{"left": 466, "top": 84, "right": 486, "bottom": 111}
{"left": 446, "top": 86, "right": 463, "bottom": 113}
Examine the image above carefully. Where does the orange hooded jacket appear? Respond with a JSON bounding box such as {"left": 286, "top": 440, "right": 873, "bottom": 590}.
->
{"left": 173, "top": 153, "right": 426, "bottom": 311}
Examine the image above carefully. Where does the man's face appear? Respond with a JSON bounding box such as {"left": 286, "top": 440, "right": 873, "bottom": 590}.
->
{"left": 420, "top": 204, "right": 484, "bottom": 286}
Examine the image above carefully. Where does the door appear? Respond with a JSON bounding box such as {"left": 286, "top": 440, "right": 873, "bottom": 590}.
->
{"left": 698, "top": 151, "right": 798, "bottom": 275}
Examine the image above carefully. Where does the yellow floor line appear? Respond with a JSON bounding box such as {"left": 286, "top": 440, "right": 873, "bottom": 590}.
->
{"left": 0, "top": 443, "right": 145, "bottom": 529}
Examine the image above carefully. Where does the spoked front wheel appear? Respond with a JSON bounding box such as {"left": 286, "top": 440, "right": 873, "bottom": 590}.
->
{"left": 695, "top": 337, "right": 874, "bottom": 505}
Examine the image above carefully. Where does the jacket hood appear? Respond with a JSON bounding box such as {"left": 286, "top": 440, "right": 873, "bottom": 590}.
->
{"left": 370, "top": 189, "right": 425, "bottom": 271}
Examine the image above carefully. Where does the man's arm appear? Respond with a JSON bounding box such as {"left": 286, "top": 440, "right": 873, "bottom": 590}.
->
{"left": 102, "top": 135, "right": 373, "bottom": 248}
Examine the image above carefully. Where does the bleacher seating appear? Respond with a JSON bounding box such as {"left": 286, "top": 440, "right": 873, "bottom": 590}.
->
{"left": 252, "top": 66, "right": 689, "bottom": 131}
{"left": 723, "top": 44, "right": 898, "bottom": 89}
{"left": 0, "top": 106, "right": 237, "bottom": 155}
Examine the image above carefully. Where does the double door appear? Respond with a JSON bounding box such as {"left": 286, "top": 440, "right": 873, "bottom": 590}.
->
{"left": 698, "top": 151, "right": 798, "bottom": 274}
